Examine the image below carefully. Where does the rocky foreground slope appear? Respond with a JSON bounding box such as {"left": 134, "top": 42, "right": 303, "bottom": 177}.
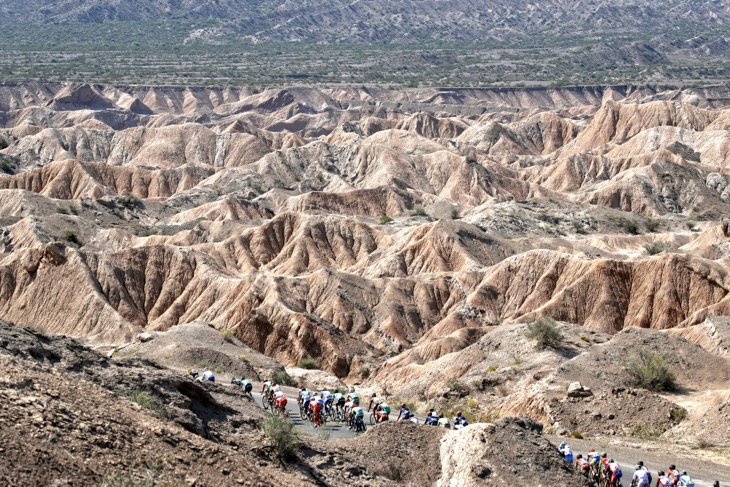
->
{"left": 0, "top": 322, "right": 584, "bottom": 486}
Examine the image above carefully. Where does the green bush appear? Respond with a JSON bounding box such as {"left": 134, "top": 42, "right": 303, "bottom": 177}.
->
{"left": 625, "top": 348, "right": 677, "bottom": 392}
{"left": 670, "top": 407, "right": 687, "bottom": 423}
{"left": 644, "top": 241, "right": 669, "bottom": 256}
{"left": 525, "top": 317, "right": 563, "bottom": 349}
{"left": 686, "top": 221, "right": 697, "bottom": 232}
{"left": 221, "top": 329, "right": 235, "bottom": 343}
{"left": 297, "top": 357, "right": 318, "bottom": 370}
{"left": 60, "top": 229, "right": 80, "bottom": 245}
{"left": 117, "top": 194, "right": 142, "bottom": 209}
{"left": 621, "top": 218, "right": 640, "bottom": 235}
{"left": 272, "top": 369, "right": 297, "bottom": 387}
{"left": 644, "top": 218, "right": 660, "bottom": 233}
{"left": 409, "top": 205, "right": 428, "bottom": 217}
{"left": 261, "top": 415, "right": 300, "bottom": 460}
{"left": 379, "top": 214, "right": 393, "bottom": 225}
{"left": 128, "top": 390, "right": 167, "bottom": 418}
{"left": 446, "top": 378, "right": 470, "bottom": 395}
{"left": 449, "top": 208, "right": 461, "bottom": 220}
{"left": 54, "top": 205, "right": 70, "bottom": 215}
{"left": 631, "top": 422, "right": 668, "bottom": 440}
{"left": 568, "top": 431, "right": 584, "bottom": 439}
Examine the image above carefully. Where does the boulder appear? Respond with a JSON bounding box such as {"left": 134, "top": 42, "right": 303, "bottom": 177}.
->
{"left": 567, "top": 381, "right": 593, "bottom": 398}
{"left": 138, "top": 332, "right": 154, "bottom": 343}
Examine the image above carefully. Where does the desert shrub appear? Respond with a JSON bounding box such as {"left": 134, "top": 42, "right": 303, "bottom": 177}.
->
{"left": 644, "top": 218, "right": 660, "bottom": 233}
{"left": 0, "top": 137, "right": 8, "bottom": 150}
{"left": 297, "top": 356, "right": 318, "bottom": 370}
{"left": 446, "top": 378, "right": 470, "bottom": 395}
{"left": 239, "top": 354, "right": 247, "bottom": 361}
{"left": 644, "top": 241, "right": 669, "bottom": 256}
{"left": 486, "top": 365, "right": 498, "bottom": 372}
{"left": 631, "top": 422, "right": 668, "bottom": 440}
{"left": 686, "top": 221, "right": 697, "bottom": 232}
{"left": 580, "top": 335, "right": 590, "bottom": 342}
{"left": 261, "top": 415, "right": 300, "bottom": 460}
{"left": 525, "top": 317, "right": 563, "bottom": 349}
{"left": 54, "top": 205, "right": 70, "bottom": 215}
{"left": 625, "top": 348, "right": 677, "bottom": 392}
{"left": 572, "top": 220, "right": 588, "bottom": 234}
{"left": 117, "top": 194, "right": 142, "bottom": 209}
{"left": 0, "top": 155, "right": 16, "bottom": 174}
{"left": 409, "top": 205, "right": 428, "bottom": 217}
{"left": 379, "top": 214, "right": 393, "bottom": 225}
{"left": 450, "top": 207, "right": 461, "bottom": 220}
{"left": 537, "top": 212, "right": 561, "bottom": 225}
{"left": 60, "top": 229, "right": 80, "bottom": 245}
{"left": 221, "top": 329, "right": 235, "bottom": 343}
{"left": 272, "top": 370, "right": 297, "bottom": 387}
{"left": 128, "top": 390, "right": 167, "bottom": 418}
{"left": 670, "top": 406, "right": 687, "bottom": 423}
{"left": 568, "top": 431, "right": 584, "bottom": 439}
{"left": 620, "top": 218, "right": 640, "bottom": 235}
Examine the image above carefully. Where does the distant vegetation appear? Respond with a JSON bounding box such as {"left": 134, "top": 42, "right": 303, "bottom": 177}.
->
{"left": 644, "top": 241, "right": 669, "bottom": 255}
{"left": 625, "top": 348, "right": 677, "bottom": 391}
{"left": 272, "top": 370, "right": 297, "bottom": 387}
{"left": 525, "top": 317, "right": 563, "bottom": 349}
{"left": 297, "top": 357, "right": 318, "bottom": 370}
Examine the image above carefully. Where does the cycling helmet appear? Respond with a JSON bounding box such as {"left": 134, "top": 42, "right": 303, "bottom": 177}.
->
{"left": 601, "top": 452, "right": 607, "bottom": 458}
{"left": 682, "top": 471, "right": 688, "bottom": 476}
{"left": 371, "top": 393, "right": 377, "bottom": 397}
{"left": 456, "top": 411, "right": 462, "bottom": 416}
{"left": 608, "top": 459, "right": 614, "bottom": 463}
{"left": 577, "top": 454, "right": 583, "bottom": 459}
{"left": 589, "top": 448, "right": 595, "bottom": 453}
{"left": 670, "top": 465, "right": 676, "bottom": 470}
{"left": 638, "top": 461, "right": 644, "bottom": 467}
{"left": 658, "top": 471, "right": 665, "bottom": 476}
{"left": 438, "top": 413, "right": 444, "bottom": 418}
{"left": 400, "top": 403, "right": 406, "bottom": 408}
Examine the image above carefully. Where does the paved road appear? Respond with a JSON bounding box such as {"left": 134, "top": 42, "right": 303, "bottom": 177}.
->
{"left": 251, "top": 389, "right": 366, "bottom": 439}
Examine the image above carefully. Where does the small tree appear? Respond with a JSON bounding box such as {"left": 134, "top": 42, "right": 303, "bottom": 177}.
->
{"left": 525, "top": 317, "right": 563, "bottom": 349}
{"left": 450, "top": 207, "right": 461, "bottom": 220}
{"left": 261, "top": 415, "right": 300, "bottom": 461}
{"left": 625, "top": 348, "right": 677, "bottom": 392}
{"left": 272, "top": 369, "right": 297, "bottom": 387}
{"left": 379, "top": 214, "right": 393, "bottom": 225}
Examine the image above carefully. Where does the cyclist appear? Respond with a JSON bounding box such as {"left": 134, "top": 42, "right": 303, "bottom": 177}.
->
{"left": 187, "top": 369, "right": 199, "bottom": 380}
{"left": 375, "top": 401, "right": 391, "bottom": 423}
{"left": 349, "top": 404, "right": 365, "bottom": 431}
{"left": 424, "top": 408, "right": 439, "bottom": 426}
{"left": 453, "top": 411, "right": 469, "bottom": 429}
{"left": 437, "top": 413, "right": 450, "bottom": 428}
{"left": 677, "top": 472, "right": 695, "bottom": 487}
{"left": 333, "top": 391, "right": 345, "bottom": 417}
{"left": 298, "top": 387, "right": 310, "bottom": 408}
{"left": 656, "top": 471, "right": 675, "bottom": 487}
{"left": 397, "top": 403, "right": 413, "bottom": 421}
{"left": 274, "top": 390, "right": 287, "bottom": 416}
{"left": 575, "top": 455, "right": 590, "bottom": 476}
{"left": 311, "top": 394, "right": 325, "bottom": 427}
{"left": 261, "top": 379, "right": 272, "bottom": 395}
{"left": 558, "top": 441, "right": 573, "bottom": 463}
{"left": 667, "top": 466, "right": 680, "bottom": 486}
{"left": 607, "top": 459, "right": 622, "bottom": 487}
{"left": 632, "top": 461, "right": 651, "bottom": 487}
{"left": 200, "top": 368, "right": 215, "bottom": 382}
{"left": 368, "top": 393, "right": 383, "bottom": 412}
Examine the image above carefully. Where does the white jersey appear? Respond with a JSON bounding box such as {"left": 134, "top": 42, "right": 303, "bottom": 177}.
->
{"left": 274, "top": 391, "right": 285, "bottom": 399}
{"left": 633, "top": 468, "right": 649, "bottom": 483}
{"left": 272, "top": 384, "right": 282, "bottom": 393}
